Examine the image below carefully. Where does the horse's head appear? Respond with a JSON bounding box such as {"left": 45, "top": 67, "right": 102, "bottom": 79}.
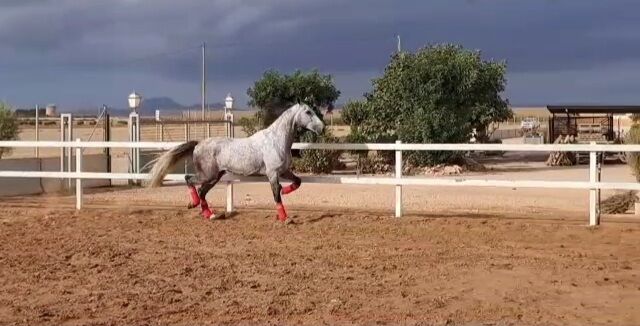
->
{"left": 293, "top": 103, "right": 324, "bottom": 135}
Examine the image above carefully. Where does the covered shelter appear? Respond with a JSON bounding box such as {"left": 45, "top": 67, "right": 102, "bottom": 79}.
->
{"left": 546, "top": 105, "right": 640, "bottom": 143}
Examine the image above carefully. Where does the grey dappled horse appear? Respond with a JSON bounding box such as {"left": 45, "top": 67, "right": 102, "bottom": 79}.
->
{"left": 146, "top": 103, "right": 325, "bottom": 221}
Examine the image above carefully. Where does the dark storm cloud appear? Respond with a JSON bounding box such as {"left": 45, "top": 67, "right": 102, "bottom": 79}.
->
{"left": 2, "top": 0, "right": 640, "bottom": 107}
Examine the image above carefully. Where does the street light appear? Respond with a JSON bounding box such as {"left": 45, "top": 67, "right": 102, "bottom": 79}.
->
{"left": 128, "top": 91, "right": 142, "bottom": 112}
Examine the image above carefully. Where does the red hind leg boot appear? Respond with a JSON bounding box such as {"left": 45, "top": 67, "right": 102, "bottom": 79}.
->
{"left": 200, "top": 200, "right": 213, "bottom": 220}
{"left": 187, "top": 186, "right": 200, "bottom": 209}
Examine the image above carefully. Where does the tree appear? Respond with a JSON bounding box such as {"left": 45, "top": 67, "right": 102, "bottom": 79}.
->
{"left": 342, "top": 44, "right": 512, "bottom": 165}
{"left": 0, "top": 102, "right": 19, "bottom": 158}
{"left": 247, "top": 69, "right": 341, "bottom": 129}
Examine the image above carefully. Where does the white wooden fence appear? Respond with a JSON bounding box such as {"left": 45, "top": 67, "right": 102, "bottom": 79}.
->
{"left": 2, "top": 140, "right": 640, "bottom": 226}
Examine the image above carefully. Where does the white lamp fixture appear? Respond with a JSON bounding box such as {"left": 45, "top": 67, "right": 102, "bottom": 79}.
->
{"left": 128, "top": 91, "right": 142, "bottom": 112}
{"left": 224, "top": 93, "right": 234, "bottom": 116}
{"left": 225, "top": 93, "right": 234, "bottom": 110}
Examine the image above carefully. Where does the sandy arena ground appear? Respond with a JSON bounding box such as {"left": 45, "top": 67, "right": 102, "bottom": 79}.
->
{"left": 1, "top": 181, "right": 640, "bottom": 325}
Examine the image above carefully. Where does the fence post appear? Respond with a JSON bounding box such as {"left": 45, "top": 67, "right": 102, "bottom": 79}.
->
{"left": 35, "top": 104, "right": 39, "bottom": 158}
{"left": 184, "top": 123, "right": 189, "bottom": 173}
{"left": 128, "top": 112, "right": 140, "bottom": 185}
{"left": 104, "top": 113, "right": 111, "bottom": 174}
{"left": 395, "top": 140, "right": 403, "bottom": 218}
{"left": 75, "top": 138, "right": 82, "bottom": 210}
{"left": 589, "top": 141, "right": 600, "bottom": 226}
{"left": 60, "top": 114, "right": 72, "bottom": 189}
{"left": 225, "top": 112, "right": 235, "bottom": 213}
{"left": 225, "top": 96, "right": 235, "bottom": 213}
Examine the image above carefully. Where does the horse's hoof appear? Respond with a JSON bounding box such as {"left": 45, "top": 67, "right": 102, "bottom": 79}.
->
{"left": 201, "top": 209, "right": 213, "bottom": 220}
{"left": 276, "top": 215, "right": 289, "bottom": 223}
{"left": 211, "top": 212, "right": 225, "bottom": 220}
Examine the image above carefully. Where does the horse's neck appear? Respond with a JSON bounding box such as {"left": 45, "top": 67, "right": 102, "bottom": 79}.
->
{"left": 265, "top": 108, "right": 297, "bottom": 149}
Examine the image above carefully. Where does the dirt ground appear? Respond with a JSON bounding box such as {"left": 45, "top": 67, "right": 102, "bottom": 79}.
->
{"left": 1, "top": 199, "right": 639, "bottom": 325}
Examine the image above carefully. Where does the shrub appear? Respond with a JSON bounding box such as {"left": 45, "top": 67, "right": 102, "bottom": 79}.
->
{"left": 0, "top": 102, "right": 19, "bottom": 158}
{"left": 626, "top": 117, "right": 640, "bottom": 181}
{"left": 238, "top": 114, "right": 262, "bottom": 137}
{"left": 292, "top": 131, "right": 343, "bottom": 174}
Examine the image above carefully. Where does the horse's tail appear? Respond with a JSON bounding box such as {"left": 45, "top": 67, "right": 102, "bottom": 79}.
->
{"left": 146, "top": 140, "right": 199, "bottom": 188}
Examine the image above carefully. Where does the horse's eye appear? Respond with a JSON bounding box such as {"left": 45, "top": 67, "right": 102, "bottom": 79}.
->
{"left": 305, "top": 110, "right": 313, "bottom": 116}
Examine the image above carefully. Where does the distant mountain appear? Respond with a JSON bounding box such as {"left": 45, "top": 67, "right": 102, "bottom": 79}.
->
{"left": 101, "top": 97, "right": 236, "bottom": 117}
{"left": 139, "top": 97, "right": 186, "bottom": 113}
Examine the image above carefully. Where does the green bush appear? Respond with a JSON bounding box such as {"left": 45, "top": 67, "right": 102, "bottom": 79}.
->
{"left": 0, "top": 102, "right": 19, "bottom": 158}
{"left": 238, "top": 114, "right": 262, "bottom": 137}
{"left": 292, "top": 131, "right": 343, "bottom": 174}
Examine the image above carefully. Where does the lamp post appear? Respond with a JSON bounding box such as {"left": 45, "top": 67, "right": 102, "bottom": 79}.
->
{"left": 224, "top": 93, "right": 235, "bottom": 213}
{"left": 128, "top": 91, "right": 142, "bottom": 185}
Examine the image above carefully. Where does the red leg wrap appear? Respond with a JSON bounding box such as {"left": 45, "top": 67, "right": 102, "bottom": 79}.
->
{"left": 281, "top": 183, "right": 299, "bottom": 195}
{"left": 188, "top": 186, "right": 200, "bottom": 207}
{"left": 201, "top": 200, "right": 213, "bottom": 220}
{"left": 276, "top": 203, "right": 288, "bottom": 222}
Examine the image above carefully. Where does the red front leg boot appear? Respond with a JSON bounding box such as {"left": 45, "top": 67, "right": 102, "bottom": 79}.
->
{"left": 276, "top": 203, "right": 288, "bottom": 222}
{"left": 281, "top": 183, "right": 299, "bottom": 195}
{"left": 187, "top": 186, "right": 200, "bottom": 209}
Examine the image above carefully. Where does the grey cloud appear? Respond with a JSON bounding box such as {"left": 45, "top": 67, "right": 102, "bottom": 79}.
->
{"left": 2, "top": 0, "right": 640, "bottom": 107}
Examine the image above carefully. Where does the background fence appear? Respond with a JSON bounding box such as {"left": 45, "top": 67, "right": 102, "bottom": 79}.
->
{"left": 2, "top": 140, "right": 640, "bottom": 226}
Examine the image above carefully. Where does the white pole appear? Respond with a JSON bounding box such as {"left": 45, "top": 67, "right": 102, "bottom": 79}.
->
{"left": 225, "top": 97, "right": 234, "bottom": 213}
{"left": 395, "top": 140, "right": 403, "bottom": 218}
{"left": 202, "top": 42, "right": 206, "bottom": 121}
{"left": 75, "top": 138, "right": 82, "bottom": 209}
{"left": 136, "top": 115, "right": 141, "bottom": 181}
{"left": 35, "top": 105, "right": 39, "bottom": 158}
{"left": 184, "top": 123, "right": 189, "bottom": 174}
{"left": 60, "top": 115, "right": 65, "bottom": 174}
{"left": 128, "top": 112, "right": 140, "bottom": 185}
{"left": 66, "top": 114, "right": 73, "bottom": 189}
{"left": 589, "top": 141, "right": 600, "bottom": 226}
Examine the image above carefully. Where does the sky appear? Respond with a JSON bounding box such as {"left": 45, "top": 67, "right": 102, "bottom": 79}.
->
{"left": 1, "top": 0, "right": 640, "bottom": 110}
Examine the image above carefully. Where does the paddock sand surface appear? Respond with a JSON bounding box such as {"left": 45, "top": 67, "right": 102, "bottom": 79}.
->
{"left": 1, "top": 188, "right": 640, "bottom": 325}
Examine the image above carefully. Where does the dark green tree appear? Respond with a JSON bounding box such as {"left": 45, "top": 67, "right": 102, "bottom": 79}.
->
{"left": 247, "top": 69, "right": 340, "bottom": 129}
{"left": 0, "top": 102, "right": 19, "bottom": 158}
{"left": 342, "top": 44, "right": 512, "bottom": 165}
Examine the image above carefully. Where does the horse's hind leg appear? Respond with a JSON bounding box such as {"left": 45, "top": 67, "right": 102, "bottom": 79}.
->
{"left": 185, "top": 174, "right": 201, "bottom": 209}
{"left": 197, "top": 171, "right": 226, "bottom": 220}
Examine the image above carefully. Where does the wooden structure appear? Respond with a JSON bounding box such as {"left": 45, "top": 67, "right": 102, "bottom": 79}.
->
{"left": 547, "top": 105, "right": 640, "bottom": 143}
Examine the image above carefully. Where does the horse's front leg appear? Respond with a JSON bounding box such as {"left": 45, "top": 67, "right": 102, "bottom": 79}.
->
{"left": 268, "top": 172, "right": 288, "bottom": 222}
{"left": 280, "top": 170, "right": 301, "bottom": 195}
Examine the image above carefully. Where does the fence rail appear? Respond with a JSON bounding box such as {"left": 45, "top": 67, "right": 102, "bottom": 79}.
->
{"left": 1, "top": 140, "right": 639, "bottom": 226}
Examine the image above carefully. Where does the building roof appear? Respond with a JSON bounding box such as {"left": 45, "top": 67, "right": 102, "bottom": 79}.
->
{"left": 547, "top": 105, "right": 640, "bottom": 114}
